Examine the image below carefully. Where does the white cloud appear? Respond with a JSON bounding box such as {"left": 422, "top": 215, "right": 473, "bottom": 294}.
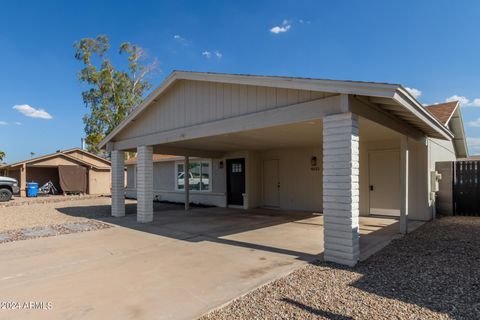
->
{"left": 13, "top": 104, "right": 52, "bottom": 120}
{"left": 467, "top": 137, "right": 480, "bottom": 154}
{"left": 298, "top": 19, "right": 311, "bottom": 24}
{"left": 270, "top": 19, "right": 291, "bottom": 34}
{"left": 0, "top": 121, "right": 7, "bottom": 125}
{"left": 446, "top": 95, "right": 480, "bottom": 107}
{"left": 406, "top": 87, "right": 422, "bottom": 99}
{"left": 173, "top": 34, "right": 190, "bottom": 46}
{"left": 14, "top": 121, "right": 21, "bottom": 125}
{"left": 468, "top": 118, "right": 480, "bottom": 127}
{"left": 202, "top": 50, "right": 222, "bottom": 59}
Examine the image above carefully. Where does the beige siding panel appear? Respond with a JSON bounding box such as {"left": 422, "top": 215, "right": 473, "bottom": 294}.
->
{"left": 276, "top": 88, "right": 288, "bottom": 107}
{"left": 287, "top": 89, "right": 299, "bottom": 105}
{"left": 239, "top": 84, "right": 248, "bottom": 115}
{"left": 266, "top": 87, "right": 276, "bottom": 109}
{"left": 247, "top": 85, "right": 257, "bottom": 113}
{"left": 256, "top": 86, "right": 266, "bottom": 111}
{"left": 115, "top": 80, "right": 331, "bottom": 141}
{"left": 215, "top": 82, "right": 224, "bottom": 119}
{"left": 223, "top": 83, "right": 233, "bottom": 118}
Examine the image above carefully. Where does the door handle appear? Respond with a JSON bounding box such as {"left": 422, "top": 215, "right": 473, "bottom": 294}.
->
{"left": 370, "top": 185, "right": 374, "bottom": 191}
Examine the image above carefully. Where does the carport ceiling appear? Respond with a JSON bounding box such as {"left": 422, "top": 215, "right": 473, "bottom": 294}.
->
{"left": 156, "top": 117, "right": 400, "bottom": 153}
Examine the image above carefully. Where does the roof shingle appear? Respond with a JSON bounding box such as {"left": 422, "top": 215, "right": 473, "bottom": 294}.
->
{"left": 424, "top": 101, "right": 458, "bottom": 126}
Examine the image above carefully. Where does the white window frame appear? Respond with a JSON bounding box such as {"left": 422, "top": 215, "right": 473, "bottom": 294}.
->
{"left": 174, "top": 159, "right": 212, "bottom": 192}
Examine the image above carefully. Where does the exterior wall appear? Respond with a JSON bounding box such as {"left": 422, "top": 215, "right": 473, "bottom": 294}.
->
{"left": 115, "top": 79, "right": 331, "bottom": 141}
{"left": 124, "top": 147, "right": 322, "bottom": 211}
{"left": 359, "top": 138, "right": 431, "bottom": 221}
{"left": 257, "top": 146, "right": 323, "bottom": 211}
{"left": 126, "top": 158, "right": 227, "bottom": 207}
{"left": 88, "top": 169, "right": 111, "bottom": 195}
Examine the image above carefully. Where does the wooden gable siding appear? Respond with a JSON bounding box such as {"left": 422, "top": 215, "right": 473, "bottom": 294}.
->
{"left": 115, "top": 79, "right": 330, "bottom": 141}
{"left": 66, "top": 150, "right": 110, "bottom": 168}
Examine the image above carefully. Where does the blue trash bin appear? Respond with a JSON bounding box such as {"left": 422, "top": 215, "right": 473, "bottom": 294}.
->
{"left": 26, "top": 182, "right": 39, "bottom": 197}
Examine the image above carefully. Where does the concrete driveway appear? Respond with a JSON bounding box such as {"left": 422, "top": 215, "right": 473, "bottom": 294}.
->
{"left": 0, "top": 206, "right": 401, "bottom": 320}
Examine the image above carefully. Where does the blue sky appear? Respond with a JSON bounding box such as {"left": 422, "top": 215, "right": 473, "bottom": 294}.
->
{"left": 1, "top": 0, "right": 480, "bottom": 162}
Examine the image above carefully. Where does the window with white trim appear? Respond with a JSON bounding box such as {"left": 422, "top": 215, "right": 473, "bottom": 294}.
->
{"left": 176, "top": 160, "right": 211, "bottom": 191}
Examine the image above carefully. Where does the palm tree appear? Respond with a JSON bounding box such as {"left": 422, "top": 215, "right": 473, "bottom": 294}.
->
{"left": 0, "top": 150, "right": 5, "bottom": 162}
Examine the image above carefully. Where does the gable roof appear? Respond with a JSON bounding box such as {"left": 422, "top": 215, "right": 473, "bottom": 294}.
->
{"left": 424, "top": 101, "right": 468, "bottom": 158}
{"left": 99, "top": 71, "right": 454, "bottom": 149}
{"left": 424, "top": 101, "right": 458, "bottom": 125}
{"left": 5, "top": 148, "right": 110, "bottom": 169}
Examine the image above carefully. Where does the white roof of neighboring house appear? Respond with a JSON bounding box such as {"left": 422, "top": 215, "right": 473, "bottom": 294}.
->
{"left": 99, "top": 71, "right": 457, "bottom": 149}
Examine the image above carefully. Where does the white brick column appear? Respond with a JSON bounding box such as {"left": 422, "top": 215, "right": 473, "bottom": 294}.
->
{"left": 111, "top": 150, "right": 125, "bottom": 217}
{"left": 137, "top": 145, "right": 153, "bottom": 223}
{"left": 323, "top": 112, "right": 360, "bottom": 267}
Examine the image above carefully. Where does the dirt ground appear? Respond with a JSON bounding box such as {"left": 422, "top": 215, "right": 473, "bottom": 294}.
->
{"left": 201, "top": 216, "right": 480, "bottom": 320}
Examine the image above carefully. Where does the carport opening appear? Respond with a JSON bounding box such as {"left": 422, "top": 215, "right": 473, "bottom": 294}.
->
{"left": 26, "top": 166, "right": 63, "bottom": 194}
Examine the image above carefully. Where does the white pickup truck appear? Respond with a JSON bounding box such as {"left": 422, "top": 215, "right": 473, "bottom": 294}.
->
{"left": 0, "top": 176, "right": 20, "bottom": 202}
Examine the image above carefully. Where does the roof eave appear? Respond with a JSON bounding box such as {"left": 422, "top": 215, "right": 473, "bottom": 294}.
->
{"left": 394, "top": 87, "right": 454, "bottom": 140}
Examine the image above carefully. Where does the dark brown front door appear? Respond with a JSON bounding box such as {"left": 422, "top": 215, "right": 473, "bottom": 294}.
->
{"left": 227, "top": 158, "right": 245, "bottom": 206}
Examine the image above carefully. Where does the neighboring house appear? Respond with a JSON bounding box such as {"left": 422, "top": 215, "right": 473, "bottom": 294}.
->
{"left": 100, "top": 71, "right": 468, "bottom": 266}
{"left": 1, "top": 148, "right": 112, "bottom": 196}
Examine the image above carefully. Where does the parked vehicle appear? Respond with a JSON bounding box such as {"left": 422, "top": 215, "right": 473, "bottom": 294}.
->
{"left": 0, "top": 176, "right": 19, "bottom": 202}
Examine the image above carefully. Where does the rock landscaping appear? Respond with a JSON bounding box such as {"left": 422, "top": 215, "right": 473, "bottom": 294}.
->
{"left": 201, "top": 216, "right": 480, "bottom": 320}
{"left": 0, "top": 221, "right": 111, "bottom": 244}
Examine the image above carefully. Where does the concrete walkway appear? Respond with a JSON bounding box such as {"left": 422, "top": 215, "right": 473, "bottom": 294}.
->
{"left": 0, "top": 207, "right": 411, "bottom": 320}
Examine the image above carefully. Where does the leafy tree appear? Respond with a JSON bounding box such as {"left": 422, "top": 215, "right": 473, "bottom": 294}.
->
{"left": 0, "top": 150, "right": 5, "bottom": 162}
{"left": 74, "top": 35, "right": 157, "bottom": 153}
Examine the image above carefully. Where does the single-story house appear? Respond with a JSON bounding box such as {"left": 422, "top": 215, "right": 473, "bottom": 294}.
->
{"left": 99, "top": 71, "right": 468, "bottom": 266}
{"left": 1, "top": 148, "right": 112, "bottom": 196}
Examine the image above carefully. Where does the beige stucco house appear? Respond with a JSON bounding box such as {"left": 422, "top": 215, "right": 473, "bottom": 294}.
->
{"left": 99, "top": 71, "right": 467, "bottom": 266}
{"left": 1, "top": 148, "right": 112, "bottom": 196}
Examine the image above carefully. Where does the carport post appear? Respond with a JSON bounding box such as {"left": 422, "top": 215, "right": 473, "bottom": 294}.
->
{"left": 20, "top": 163, "right": 26, "bottom": 197}
{"left": 137, "top": 145, "right": 154, "bottom": 223}
{"left": 111, "top": 150, "right": 125, "bottom": 217}
{"left": 400, "top": 136, "right": 409, "bottom": 234}
{"left": 185, "top": 156, "right": 190, "bottom": 210}
{"left": 322, "top": 112, "right": 360, "bottom": 267}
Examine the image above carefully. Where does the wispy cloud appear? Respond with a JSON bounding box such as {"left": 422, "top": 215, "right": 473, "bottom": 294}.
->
{"left": 446, "top": 95, "right": 480, "bottom": 107}
{"left": 14, "top": 121, "right": 21, "bottom": 125}
{"left": 202, "top": 50, "right": 222, "bottom": 59}
{"left": 13, "top": 104, "right": 53, "bottom": 120}
{"left": 173, "top": 34, "right": 190, "bottom": 46}
{"left": 0, "top": 121, "right": 7, "bottom": 125}
{"left": 298, "top": 19, "right": 311, "bottom": 24}
{"left": 468, "top": 118, "right": 480, "bottom": 128}
{"left": 270, "top": 20, "right": 291, "bottom": 34}
{"left": 467, "top": 137, "right": 480, "bottom": 154}
{"left": 406, "top": 87, "right": 422, "bottom": 99}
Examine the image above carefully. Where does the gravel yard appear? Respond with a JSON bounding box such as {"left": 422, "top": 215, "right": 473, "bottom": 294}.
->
{"left": 201, "top": 216, "right": 480, "bottom": 320}
{"left": 0, "top": 197, "right": 132, "bottom": 232}
{"left": 0, "top": 197, "right": 186, "bottom": 243}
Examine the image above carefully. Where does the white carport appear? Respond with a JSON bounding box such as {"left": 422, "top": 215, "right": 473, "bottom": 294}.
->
{"left": 100, "top": 71, "right": 454, "bottom": 266}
